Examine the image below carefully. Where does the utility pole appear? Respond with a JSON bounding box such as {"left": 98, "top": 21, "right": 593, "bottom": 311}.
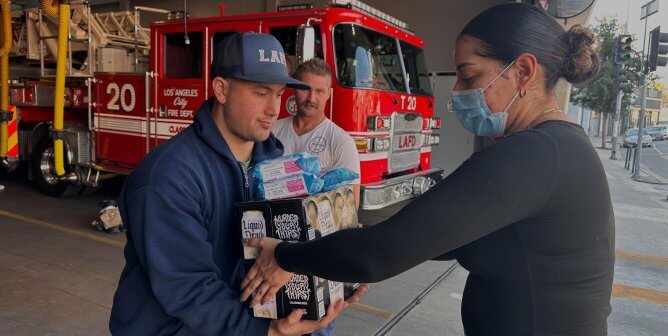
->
{"left": 632, "top": 0, "right": 659, "bottom": 178}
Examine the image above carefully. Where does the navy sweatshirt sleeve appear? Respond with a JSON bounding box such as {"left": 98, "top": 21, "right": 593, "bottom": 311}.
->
{"left": 125, "top": 186, "right": 269, "bottom": 336}
{"left": 275, "top": 128, "right": 559, "bottom": 283}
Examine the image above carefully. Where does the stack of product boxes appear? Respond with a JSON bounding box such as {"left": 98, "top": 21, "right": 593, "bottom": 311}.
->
{"left": 238, "top": 154, "right": 360, "bottom": 320}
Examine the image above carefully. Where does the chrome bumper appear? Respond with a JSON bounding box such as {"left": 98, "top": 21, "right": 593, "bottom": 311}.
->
{"left": 360, "top": 168, "right": 444, "bottom": 210}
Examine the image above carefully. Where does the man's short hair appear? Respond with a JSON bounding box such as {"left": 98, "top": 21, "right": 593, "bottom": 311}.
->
{"left": 294, "top": 58, "right": 331, "bottom": 84}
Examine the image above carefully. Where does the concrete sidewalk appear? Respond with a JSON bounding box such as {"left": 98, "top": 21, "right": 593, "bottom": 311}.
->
{"left": 590, "top": 139, "right": 668, "bottom": 336}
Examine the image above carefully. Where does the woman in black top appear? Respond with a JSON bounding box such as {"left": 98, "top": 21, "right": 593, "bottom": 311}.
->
{"left": 242, "top": 3, "right": 614, "bottom": 335}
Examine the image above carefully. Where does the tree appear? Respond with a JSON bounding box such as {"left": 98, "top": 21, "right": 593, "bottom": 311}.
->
{"left": 571, "top": 16, "right": 661, "bottom": 147}
{"left": 570, "top": 17, "right": 622, "bottom": 148}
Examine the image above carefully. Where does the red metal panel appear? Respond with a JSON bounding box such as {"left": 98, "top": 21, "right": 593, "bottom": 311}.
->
{"left": 17, "top": 106, "right": 85, "bottom": 123}
{"left": 94, "top": 74, "right": 147, "bottom": 168}
{"left": 420, "top": 150, "right": 432, "bottom": 170}
{"left": 360, "top": 157, "right": 387, "bottom": 184}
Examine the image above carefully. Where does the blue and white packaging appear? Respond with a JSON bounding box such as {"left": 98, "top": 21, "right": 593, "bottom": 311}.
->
{"left": 252, "top": 153, "right": 321, "bottom": 182}
{"left": 259, "top": 173, "right": 324, "bottom": 200}
{"left": 319, "top": 168, "right": 359, "bottom": 192}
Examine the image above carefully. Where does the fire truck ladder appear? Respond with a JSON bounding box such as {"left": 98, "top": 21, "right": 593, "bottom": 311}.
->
{"left": 33, "top": 1, "right": 151, "bottom": 77}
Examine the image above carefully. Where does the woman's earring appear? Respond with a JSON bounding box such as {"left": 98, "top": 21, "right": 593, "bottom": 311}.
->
{"left": 519, "top": 89, "right": 527, "bottom": 98}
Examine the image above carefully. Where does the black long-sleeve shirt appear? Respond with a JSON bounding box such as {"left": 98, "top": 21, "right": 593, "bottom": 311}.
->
{"left": 276, "top": 121, "right": 615, "bottom": 336}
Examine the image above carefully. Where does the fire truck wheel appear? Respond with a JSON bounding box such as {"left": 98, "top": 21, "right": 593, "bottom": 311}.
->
{"left": 30, "top": 137, "right": 83, "bottom": 197}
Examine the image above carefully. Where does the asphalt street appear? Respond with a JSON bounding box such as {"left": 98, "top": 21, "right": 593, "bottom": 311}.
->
{"left": 639, "top": 140, "right": 668, "bottom": 180}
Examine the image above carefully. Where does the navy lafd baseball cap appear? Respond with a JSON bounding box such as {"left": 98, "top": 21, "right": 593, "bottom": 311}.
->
{"left": 211, "top": 32, "right": 310, "bottom": 90}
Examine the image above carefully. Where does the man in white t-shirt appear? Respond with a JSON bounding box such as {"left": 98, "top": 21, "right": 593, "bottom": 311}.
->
{"left": 273, "top": 58, "right": 361, "bottom": 206}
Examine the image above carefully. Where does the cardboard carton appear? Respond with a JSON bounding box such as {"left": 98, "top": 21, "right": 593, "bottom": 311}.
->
{"left": 238, "top": 185, "right": 360, "bottom": 320}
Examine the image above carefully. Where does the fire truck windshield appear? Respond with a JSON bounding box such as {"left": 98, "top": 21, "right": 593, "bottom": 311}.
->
{"left": 400, "top": 41, "right": 433, "bottom": 96}
{"left": 333, "top": 24, "right": 431, "bottom": 97}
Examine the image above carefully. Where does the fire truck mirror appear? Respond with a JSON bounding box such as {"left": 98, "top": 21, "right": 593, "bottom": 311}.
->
{"left": 297, "top": 25, "right": 316, "bottom": 64}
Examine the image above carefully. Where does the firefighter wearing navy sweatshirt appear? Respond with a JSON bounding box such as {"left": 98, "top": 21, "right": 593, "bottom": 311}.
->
{"left": 109, "top": 33, "right": 366, "bottom": 336}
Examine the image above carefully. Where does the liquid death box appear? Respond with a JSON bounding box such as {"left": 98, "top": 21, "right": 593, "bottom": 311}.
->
{"left": 238, "top": 185, "right": 361, "bottom": 320}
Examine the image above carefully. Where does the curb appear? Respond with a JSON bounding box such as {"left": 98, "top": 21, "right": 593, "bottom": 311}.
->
{"left": 591, "top": 137, "right": 668, "bottom": 185}
{"left": 632, "top": 174, "right": 668, "bottom": 185}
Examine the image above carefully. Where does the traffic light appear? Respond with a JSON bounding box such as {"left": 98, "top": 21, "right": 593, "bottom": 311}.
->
{"left": 648, "top": 26, "right": 668, "bottom": 72}
{"left": 614, "top": 65, "right": 629, "bottom": 91}
{"left": 615, "top": 35, "right": 633, "bottom": 65}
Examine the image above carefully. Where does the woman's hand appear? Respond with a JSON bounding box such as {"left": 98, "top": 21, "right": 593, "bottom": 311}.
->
{"left": 240, "top": 237, "right": 293, "bottom": 306}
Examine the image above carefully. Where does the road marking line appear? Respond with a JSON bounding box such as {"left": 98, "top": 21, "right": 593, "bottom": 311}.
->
{"left": 350, "top": 303, "right": 393, "bottom": 318}
{"left": 616, "top": 250, "right": 668, "bottom": 266}
{"left": 653, "top": 144, "right": 665, "bottom": 155}
{"left": 612, "top": 284, "right": 668, "bottom": 305}
{"left": 0, "top": 209, "right": 125, "bottom": 249}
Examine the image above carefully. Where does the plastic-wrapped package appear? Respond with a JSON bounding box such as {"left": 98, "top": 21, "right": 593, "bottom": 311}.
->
{"left": 259, "top": 173, "right": 324, "bottom": 200}
{"left": 252, "top": 153, "right": 320, "bottom": 182}
{"left": 319, "top": 168, "right": 359, "bottom": 192}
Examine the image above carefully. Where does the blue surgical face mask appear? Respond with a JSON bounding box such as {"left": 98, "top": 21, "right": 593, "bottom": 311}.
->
{"left": 449, "top": 61, "right": 520, "bottom": 137}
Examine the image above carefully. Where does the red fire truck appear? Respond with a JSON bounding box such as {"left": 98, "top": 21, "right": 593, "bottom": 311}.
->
{"left": 6, "top": 0, "right": 443, "bottom": 209}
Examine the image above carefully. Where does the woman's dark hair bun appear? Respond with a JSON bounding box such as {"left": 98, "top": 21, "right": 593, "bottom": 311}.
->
{"left": 563, "top": 24, "right": 600, "bottom": 84}
{"left": 460, "top": 4, "right": 601, "bottom": 90}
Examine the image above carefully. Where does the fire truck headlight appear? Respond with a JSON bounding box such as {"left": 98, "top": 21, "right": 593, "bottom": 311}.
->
{"left": 372, "top": 137, "right": 391, "bottom": 151}
{"left": 423, "top": 118, "right": 442, "bottom": 130}
{"left": 367, "top": 116, "right": 391, "bottom": 131}
{"left": 431, "top": 134, "right": 440, "bottom": 146}
{"left": 423, "top": 134, "right": 439, "bottom": 146}
{"left": 431, "top": 117, "right": 441, "bottom": 129}
{"left": 355, "top": 139, "right": 370, "bottom": 151}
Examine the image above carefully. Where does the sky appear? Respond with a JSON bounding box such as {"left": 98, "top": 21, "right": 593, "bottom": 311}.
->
{"left": 589, "top": 0, "right": 668, "bottom": 83}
